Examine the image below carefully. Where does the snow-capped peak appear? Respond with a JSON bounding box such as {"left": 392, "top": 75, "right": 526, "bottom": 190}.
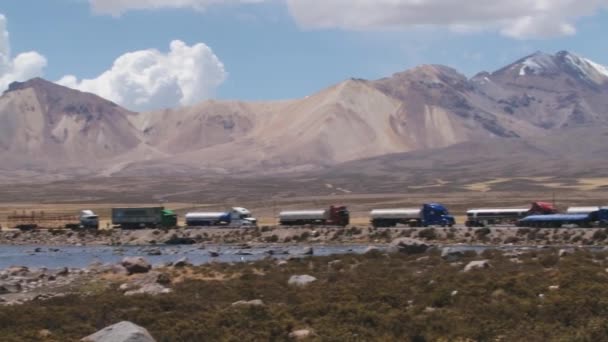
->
{"left": 518, "top": 51, "right": 557, "bottom": 76}
{"left": 516, "top": 51, "right": 608, "bottom": 84}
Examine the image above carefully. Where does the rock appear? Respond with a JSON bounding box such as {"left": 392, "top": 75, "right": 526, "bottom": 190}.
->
{"left": 56, "top": 267, "right": 70, "bottom": 277}
{"left": 34, "top": 247, "right": 43, "bottom": 253}
{"left": 288, "top": 329, "right": 312, "bottom": 340}
{"left": 121, "top": 257, "right": 151, "bottom": 275}
{"left": 173, "top": 257, "right": 191, "bottom": 268}
{"left": 441, "top": 247, "right": 465, "bottom": 262}
{"left": 38, "top": 329, "right": 52, "bottom": 339}
{"left": 209, "top": 251, "right": 220, "bottom": 257}
{"left": 549, "top": 285, "right": 560, "bottom": 291}
{"left": 231, "top": 299, "right": 265, "bottom": 307}
{"left": 119, "top": 283, "right": 134, "bottom": 292}
{"left": 288, "top": 275, "right": 317, "bottom": 287}
{"left": 7, "top": 266, "right": 29, "bottom": 276}
{"left": 277, "top": 260, "right": 288, "bottom": 266}
{"left": 464, "top": 260, "right": 491, "bottom": 272}
{"left": 124, "top": 283, "right": 172, "bottom": 296}
{"left": 146, "top": 248, "right": 162, "bottom": 256}
{"left": 363, "top": 246, "right": 380, "bottom": 254}
{"left": 81, "top": 321, "right": 156, "bottom": 342}
{"left": 558, "top": 249, "right": 573, "bottom": 257}
{"left": 388, "top": 238, "right": 430, "bottom": 254}
{"left": 0, "top": 285, "right": 11, "bottom": 294}
{"left": 164, "top": 234, "right": 196, "bottom": 245}
{"left": 328, "top": 260, "right": 342, "bottom": 267}
{"left": 301, "top": 247, "right": 314, "bottom": 255}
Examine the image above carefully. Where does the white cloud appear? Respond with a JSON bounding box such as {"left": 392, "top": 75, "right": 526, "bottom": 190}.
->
{"left": 0, "top": 14, "right": 47, "bottom": 92}
{"left": 89, "top": 0, "right": 266, "bottom": 16}
{"left": 87, "top": 0, "right": 607, "bottom": 39}
{"left": 284, "top": 0, "right": 608, "bottom": 39}
{"left": 57, "top": 40, "right": 227, "bottom": 111}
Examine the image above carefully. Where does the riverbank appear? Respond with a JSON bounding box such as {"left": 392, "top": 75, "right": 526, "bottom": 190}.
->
{"left": 0, "top": 245, "right": 607, "bottom": 340}
{"left": 1, "top": 225, "right": 608, "bottom": 247}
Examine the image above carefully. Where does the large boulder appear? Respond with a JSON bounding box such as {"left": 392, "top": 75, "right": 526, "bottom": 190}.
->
{"left": 441, "top": 247, "right": 465, "bottom": 262}
{"left": 121, "top": 257, "right": 151, "bottom": 275}
{"left": 81, "top": 321, "right": 156, "bottom": 342}
{"left": 388, "top": 238, "right": 430, "bottom": 254}
{"left": 288, "top": 275, "right": 317, "bottom": 287}
{"left": 463, "top": 260, "right": 491, "bottom": 272}
{"left": 124, "top": 283, "right": 172, "bottom": 296}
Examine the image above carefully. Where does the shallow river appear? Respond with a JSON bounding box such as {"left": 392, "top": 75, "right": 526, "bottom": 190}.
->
{"left": 0, "top": 244, "right": 383, "bottom": 269}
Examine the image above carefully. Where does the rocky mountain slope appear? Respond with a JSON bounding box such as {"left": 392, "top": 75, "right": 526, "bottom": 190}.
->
{"left": 0, "top": 51, "right": 606, "bottom": 181}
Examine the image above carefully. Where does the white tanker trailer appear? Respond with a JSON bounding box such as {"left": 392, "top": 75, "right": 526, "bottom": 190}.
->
{"left": 566, "top": 206, "right": 603, "bottom": 214}
{"left": 185, "top": 207, "right": 257, "bottom": 227}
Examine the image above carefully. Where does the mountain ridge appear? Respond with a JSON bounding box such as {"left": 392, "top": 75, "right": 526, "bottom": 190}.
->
{"left": 0, "top": 50, "right": 607, "bottom": 181}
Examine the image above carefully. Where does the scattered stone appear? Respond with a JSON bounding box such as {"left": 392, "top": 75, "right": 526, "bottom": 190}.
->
{"left": 276, "top": 260, "right": 288, "bottom": 266}
{"left": 7, "top": 266, "right": 29, "bottom": 276}
{"left": 288, "top": 275, "right": 317, "bottom": 287}
{"left": 164, "top": 234, "right": 196, "bottom": 245}
{"left": 328, "top": 260, "right": 342, "bottom": 268}
{"left": 81, "top": 321, "right": 156, "bottom": 342}
{"left": 121, "top": 257, "right": 151, "bottom": 275}
{"left": 451, "top": 290, "right": 458, "bottom": 297}
{"left": 363, "top": 246, "right": 381, "bottom": 254}
{"left": 464, "top": 260, "right": 491, "bottom": 272}
{"left": 388, "top": 238, "right": 430, "bottom": 254}
{"left": 549, "top": 285, "right": 560, "bottom": 291}
{"left": 146, "top": 248, "right": 162, "bottom": 256}
{"left": 38, "top": 329, "right": 52, "bottom": 339}
{"left": 441, "top": 247, "right": 465, "bottom": 262}
{"left": 558, "top": 249, "right": 573, "bottom": 257}
{"left": 124, "top": 283, "right": 172, "bottom": 296}
{"left": 34, "top": 247, "right": 43, "bottom": 253}
{"left": 231, "top": 299, "right": 265, "bottom": 307}
{"left": 288, "top": 329, "right": 312, "bottom": 340}
{"left": 209, "top": 251, "right": 220, "bottom": 257}
{"left": 173, "top": 257, "right": 191, "bottom": 268}
{"left": 56, "top": 267, "right": 70, "bottom": 277}
{"left": 301, "top": 247, "right": 314, "bottom": 255}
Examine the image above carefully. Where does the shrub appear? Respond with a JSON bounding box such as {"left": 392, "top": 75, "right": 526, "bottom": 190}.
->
{"left": 418, "top": 228, "right": 437, "bottom": 240}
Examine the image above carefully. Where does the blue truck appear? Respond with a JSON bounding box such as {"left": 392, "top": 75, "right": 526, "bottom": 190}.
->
{"left": 370, "top": 203, "right": 455, "bottom": 228}
{"left": 517, "top": 208, "right": 608, "bottom": 228}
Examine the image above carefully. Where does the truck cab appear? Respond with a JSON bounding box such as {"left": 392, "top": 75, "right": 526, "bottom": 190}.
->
{"left": 229, "top": 207, "right": 258, "bottom": 227}
{"left": 79, "top": 210, "right": 99, "bottom": 229}
{"left": 329, "top": 205, "right": 350, "bottom": 227}
{"left": 421, "top": 203, "right": 455, "bottom": 227}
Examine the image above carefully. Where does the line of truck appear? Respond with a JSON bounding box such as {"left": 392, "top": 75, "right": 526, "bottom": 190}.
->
{"left": 5, "top": 202, "right": 608, "bottom": 231}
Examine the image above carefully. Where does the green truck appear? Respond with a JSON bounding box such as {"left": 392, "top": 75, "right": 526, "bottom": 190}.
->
{"left": 111, "top": 207, "right": 177, "bottom": 229}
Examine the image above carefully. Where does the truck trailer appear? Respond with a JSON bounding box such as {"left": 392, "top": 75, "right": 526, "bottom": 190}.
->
{"left": 465, "top": 202, "right": 556, "bottom": 227}
{"left": 185, "top": 207, "right": 257, "bottom": 227}
{"left": 566, "top": 206, "right": 603, "bottom": 214}
{"left": 8, "top": 209, "right": 99, "bottom": 230}
{"left": 279, "top": 205, "right": 349, "bottom": 227}
{"left": 517, "top": 208, "right": 608, "bottom": 228}
{"left": 370, "top": 203, "right": 455, "bottom": 228}
{"left": 111, "top": 207, "right": 177, "bottom": 229}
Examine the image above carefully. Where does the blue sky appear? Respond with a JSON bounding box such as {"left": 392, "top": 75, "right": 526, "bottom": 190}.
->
{"left": 1, "top": 0, "right": 608, "bottom": 110}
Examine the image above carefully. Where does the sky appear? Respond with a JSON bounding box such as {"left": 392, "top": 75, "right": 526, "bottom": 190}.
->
{"left": 1, "top": 0, "right": 608, "bottom": 111}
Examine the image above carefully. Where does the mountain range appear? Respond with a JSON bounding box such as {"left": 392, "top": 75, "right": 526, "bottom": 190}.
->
{"left": 1, "top": 50, "right": 607, "bottom": 183}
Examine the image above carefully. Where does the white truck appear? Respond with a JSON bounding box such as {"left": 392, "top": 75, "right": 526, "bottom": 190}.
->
{"left": 185, "top": 207, "right": 257, "bottom": 227}
{"left": 79, "top": 210, "right": 99, "bottom": 229}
